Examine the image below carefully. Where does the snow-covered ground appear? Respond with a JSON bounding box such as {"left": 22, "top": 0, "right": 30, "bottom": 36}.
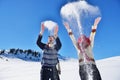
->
{"left": 0, "top": 56, "right": 120, "bottom": 80}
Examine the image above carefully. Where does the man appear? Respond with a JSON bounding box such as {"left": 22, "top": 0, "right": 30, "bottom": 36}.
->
{"left": 64, "top": 17, "right": 102, "bottom": 80}
{"left": 36, "top": 22, "right": 62, "bottom": 80}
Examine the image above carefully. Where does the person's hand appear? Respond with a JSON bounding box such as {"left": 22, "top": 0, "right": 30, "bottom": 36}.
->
{"left": 63, "top": 22, "right": 70, "bottom": 30}
{"left": 58, "top": 70, "right": 61, "bottom": 75}
{"left": 40, "top": 22, "right": 45, "bottom": 35}
{"left": 54, "top": 25, "right": 58, "bottom": 36}
{"left": 92, "top": 17, "right": 101, "bottom": 29}
{"left": 94, "top": 17, "right": 101, "bottom": 27}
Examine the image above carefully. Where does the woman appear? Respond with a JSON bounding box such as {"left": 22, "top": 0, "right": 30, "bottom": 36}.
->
{"left": 64, "top": 17, "right": 102, "bottom": 80}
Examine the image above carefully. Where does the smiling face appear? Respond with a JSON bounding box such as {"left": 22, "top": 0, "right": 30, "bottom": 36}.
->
{"left": 48, "top": 36, "right": 55, "bottom": 44}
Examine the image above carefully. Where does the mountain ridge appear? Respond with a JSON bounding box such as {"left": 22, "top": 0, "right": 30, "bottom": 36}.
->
{"left": 0, "top": 48, "right": 68, "bottom": 61}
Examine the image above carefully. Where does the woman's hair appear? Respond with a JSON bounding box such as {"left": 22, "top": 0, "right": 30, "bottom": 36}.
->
{"left": 77, "top": 34, "right": 91, "bottom": 48}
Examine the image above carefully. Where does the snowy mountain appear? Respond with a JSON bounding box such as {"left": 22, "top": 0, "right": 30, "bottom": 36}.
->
{"left": 0, "top": 55, "right": 120, "bottom": 80}
{"left": 0, "top": 49, "right": 41, "bottom": 61}
{"left": 0, "top": 49, "right": 68, "bottom": 61}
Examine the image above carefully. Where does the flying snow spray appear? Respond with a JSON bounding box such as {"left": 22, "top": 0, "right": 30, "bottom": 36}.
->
{"left": 44, "top": 20, "right": 57, "bottom": 36}
{"left": 61, "top": 0, "right": 101, "bottom": 38}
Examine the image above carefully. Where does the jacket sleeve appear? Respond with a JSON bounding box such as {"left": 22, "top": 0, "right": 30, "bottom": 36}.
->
{"left": 36, "top": 34, "right": 46, "bottom": 50}
{"left": 89, "top": 25, "right": 97, "bottom": 49}
{"left": 66, "top": 29, "right": 83, "bottom": 59}
{"left": 55, "top": 37, "right": 62, "bottom": 51}
{"left": 67, "top": 29, "right": 79, "bottom": 53}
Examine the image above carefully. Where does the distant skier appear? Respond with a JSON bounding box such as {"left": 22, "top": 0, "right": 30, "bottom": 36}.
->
{"left": 36, "top": 22, "right": 62, "bottom": 80}
{"left": 64, "top": 17, "right": 102, "bottom": 80}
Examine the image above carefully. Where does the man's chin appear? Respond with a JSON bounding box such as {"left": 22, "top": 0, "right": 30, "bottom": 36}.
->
{"left": 49, "top": 41, "right": 53, "bottom": 44}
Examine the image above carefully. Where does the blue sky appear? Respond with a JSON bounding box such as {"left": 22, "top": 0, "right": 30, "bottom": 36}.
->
{"left": 0, "top": 0, "right": 120, "bottom": 60}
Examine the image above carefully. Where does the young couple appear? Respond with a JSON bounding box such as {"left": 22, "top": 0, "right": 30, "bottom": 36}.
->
{"left": 36, "top": 17, "right": 102, "bottom": 80}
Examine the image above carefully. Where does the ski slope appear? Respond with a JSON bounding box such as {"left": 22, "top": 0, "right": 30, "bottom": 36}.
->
{"left": 0, "top": 56, "right": 120, "bottom": 80}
